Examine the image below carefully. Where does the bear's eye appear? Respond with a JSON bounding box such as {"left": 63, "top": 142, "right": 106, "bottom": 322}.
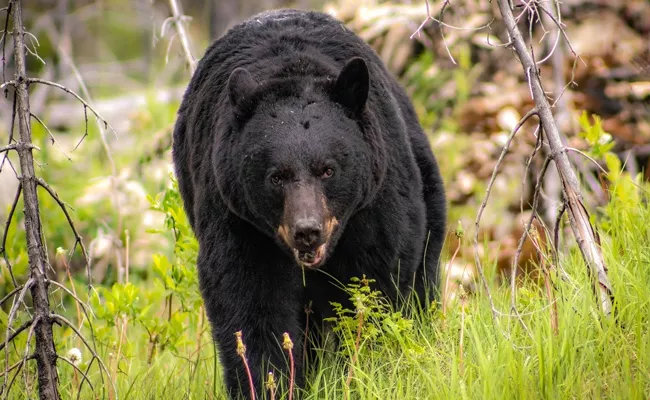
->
{"left": 321, "top": 167, "right": 334, "bottom": 179}
{"left": 270, "top": 174, "right": 283, "bottom": 186}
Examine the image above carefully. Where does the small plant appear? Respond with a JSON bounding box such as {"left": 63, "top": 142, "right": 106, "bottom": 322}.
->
{"left": 235, "top": 331, "right": 256, "bottom": 400}
{"left": 283, "top": 332, "right": 296, "bottom": 400}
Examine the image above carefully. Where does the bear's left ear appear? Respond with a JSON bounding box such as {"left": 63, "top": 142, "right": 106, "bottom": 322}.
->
{"left": 332, "top": 57, "right": 369, "bottom": 116}
{"left": 227, "top": 67, "right": 259, "bottom": 118}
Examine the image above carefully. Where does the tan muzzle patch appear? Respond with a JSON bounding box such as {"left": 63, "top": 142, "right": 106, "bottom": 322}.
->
{"left": 277, "top": 224, "right": 291, "bottom": 247}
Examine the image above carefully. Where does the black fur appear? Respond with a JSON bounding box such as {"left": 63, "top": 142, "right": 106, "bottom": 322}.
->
{"left": 172, "top": 9, "right": 447, "bottom": 398}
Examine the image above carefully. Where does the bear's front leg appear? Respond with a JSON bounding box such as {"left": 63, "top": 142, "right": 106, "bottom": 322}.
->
{"left": 197, "top": 231, "right": 306, "bottom": 399}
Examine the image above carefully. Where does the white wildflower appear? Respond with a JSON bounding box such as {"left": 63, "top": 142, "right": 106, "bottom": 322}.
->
{"left": 67, "top": 348, "right": 82, "bottom": 366}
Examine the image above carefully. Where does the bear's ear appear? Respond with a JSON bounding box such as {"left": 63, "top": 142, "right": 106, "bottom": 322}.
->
{"left": 227, "top": 67, "right": 259, "bottom": 118}
{"left": 332, "top": 57, "right": 369, "bottom": 116}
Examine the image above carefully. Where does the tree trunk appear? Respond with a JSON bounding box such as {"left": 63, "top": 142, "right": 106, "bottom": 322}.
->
{"left": 11, "top": 0, "right": 61, "bottom": 398}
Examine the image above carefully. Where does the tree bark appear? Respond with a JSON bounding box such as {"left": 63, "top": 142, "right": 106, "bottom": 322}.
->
{"left": 11, "top": 0, "right": 61, "bottom": 398}
{"left": 495, "top": 0, "right": 614, "bottom": 314}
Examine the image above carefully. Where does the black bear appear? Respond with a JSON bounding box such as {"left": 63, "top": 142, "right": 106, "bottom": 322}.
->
{"left": 172, "top": 8, "right": 446, "bottom": 398}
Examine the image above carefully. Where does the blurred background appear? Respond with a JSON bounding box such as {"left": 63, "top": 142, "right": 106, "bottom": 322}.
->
{"left": 1, "top": 0, "right": 649, "bottom": 305}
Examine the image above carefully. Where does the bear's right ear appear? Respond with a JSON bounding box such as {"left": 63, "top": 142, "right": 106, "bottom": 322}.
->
{"left": 227, "top": 67, "right": 259, "bottom": 119}
{"left": 332, "top": 57, "right": 369, "bottom": 117}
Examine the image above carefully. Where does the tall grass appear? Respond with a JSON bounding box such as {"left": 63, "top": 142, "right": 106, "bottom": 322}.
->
{"left": 39, "top": 188, "right": 648, "bottom": 400}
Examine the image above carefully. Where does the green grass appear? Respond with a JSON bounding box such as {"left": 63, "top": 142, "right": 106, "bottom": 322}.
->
{"left": 5, "top": 188, "right": 644, "bottom": 400}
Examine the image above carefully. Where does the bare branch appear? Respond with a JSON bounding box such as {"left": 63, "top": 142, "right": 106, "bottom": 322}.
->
{"left": 50, "top": 314, "right": 116, "bottom": 397}
{"left": 0, "top": 91, "right": 16, "bottom": 174}
{"left": 0, "top": 143, "right": 38, "bottom": 154}
{"left": 0, "top": 359, "right": 31, "bottom": 379}
{"left": 566, "top": 147, "right": 607, "bottom": 175}
{"left": 0, "top": 182, "right": 21, "bottom": 288}
{"left": 511, "top": 154, "right": 553, "bottom": 305}
{"left": 56, "top": 355, "right": 95, "bottom": 396}
{"left": 36, "top": 178, "right": 91, "bottom": 288}
{"left": 26, "top": 78, "right": 117, "bottom": 140}
{"left": 46, "top": 279, "right": 95, "bottom": 323}
{"left": 474, "top": 108, "right": 539, "bottom": 321}
{"left": 0, "top": 79, "right": 14, "bottom": 90}
{"left": 0, "top": 317, "right": 33, "bottom": 353}
{"left": 553, "top": 203, "right": 566, "bottom": 254}
{"left": 1, "top": 2, "right": 11, "bottom": 84}
{"left": 30, "top": 113, "right": 71, "bottom": 161}
{"left": 166, "top": 0, "right": 196, "bottom": 74}
{"left": 0, "top": 284, "right": 24, "bottom": 308}
{"left": 2, "top": 278, "right": 32, "bottom": 394}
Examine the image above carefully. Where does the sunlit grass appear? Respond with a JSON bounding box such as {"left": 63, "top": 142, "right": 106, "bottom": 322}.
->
{"left": 31, "top": 190, "right": 648, "bottom": 400}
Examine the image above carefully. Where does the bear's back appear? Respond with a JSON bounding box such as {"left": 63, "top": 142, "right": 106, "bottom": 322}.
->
{"left": 188, "top": 9, "right": 392, "bottom": 96}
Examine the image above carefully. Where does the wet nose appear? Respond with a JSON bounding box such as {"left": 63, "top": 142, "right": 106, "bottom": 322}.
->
{"left": 294, "top": 218, "right": 322, "bottom": 249}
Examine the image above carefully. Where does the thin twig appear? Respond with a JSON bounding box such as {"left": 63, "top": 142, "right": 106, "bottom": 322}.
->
{"left": 511, "top": 155, "right": 552, "bottom": 309}
{"left": 26, "top": 78, "right": 116, "bottom": 138}
{"left": 57, "top": 355, "right": 95, "bottom": 397}
{"left": 2, "top": 279, "right": 32, "bottom": 394}
{"left": 566, "top": 147, "right": 607, "bottom": 175}
{"left": 474, "top": 108, "right": 539, "bottom": 321}
{"left": 0, "top": 284, "right": 23, "bottom": 307}
{"left": 0, "top": 317, "right": 33, "bottom": 353}
{"left": 46, "top": 280, "right": 95, "bottom": 323}
{"left": 0, "top": 91, "right": 17, "bottom": 174}
{"left": 0, "top": 143, "right": 38, "bottom": 154}
{"left": 0, "top": 182, "right": 22, "bottom": 288}
{"left": 0, "top": 79, "right": 14, "bottom": 89}
{"left": 30, "top": 113, "right": 71, "bottom": 161}
{"left": 36, "top": 177, "right": 91, "bottom": 288}
{"left": 50, "top": 313, "right": 116, "bottom": 397}
{"left": 166, "top": 0, "right": 196, "bottom": 74}
{"left": 553, "top": 203, "right": 566, "bottom": 253}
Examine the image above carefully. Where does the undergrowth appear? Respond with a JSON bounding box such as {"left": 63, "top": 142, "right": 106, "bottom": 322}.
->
{"left": 3, "top": 163, "right": 647, "bottom": 399}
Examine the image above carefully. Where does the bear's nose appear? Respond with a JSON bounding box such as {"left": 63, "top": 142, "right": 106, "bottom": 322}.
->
{"left": 294, "top": 218, "right": 322, "bottom": 249}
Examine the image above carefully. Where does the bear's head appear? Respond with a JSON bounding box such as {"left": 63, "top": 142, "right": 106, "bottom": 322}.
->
{"left": 214, "top": 57, "right": 388, "bottom": 269}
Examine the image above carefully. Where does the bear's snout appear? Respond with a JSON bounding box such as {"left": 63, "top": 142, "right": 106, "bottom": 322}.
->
{"left": 293, "top": 218, "right": 323, "bottom": 250}
{"left": 276, "top": 183, "right": 337, "bottom": 268}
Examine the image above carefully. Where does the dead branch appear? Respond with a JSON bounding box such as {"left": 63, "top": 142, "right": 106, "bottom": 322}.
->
{"left": 0, "top": 142, "right": 38, "bottom": 154}
{"left": 0, "top": 284, "right": 24, "bottom": 308}
{"left": 50, "top": 314, "right": 115, "bottom": 397}
{"left": 26, "top": 78, "right": 116, "bottom": 140}
{"left": 29, "top": 113, "right": 71, "bottom": 162}
{"left": 165, "top": 0, "right": 197, "bottom": 74}
{"left": 7, "top": 1, "right": 61, "bottom": 397}
{"left": 18, "top": 315, "right": 40, "bottom": 393}
{"left": 0, "top": 318, "right": 33, "bottom": 353}
{"left": 0, "top": 359, "right": 29, "bottom": 379}
{"left": 0, "top": 91, "right": 16, "bottom": 174}
{"left": 56, "top": 355, "right": 95, "bottom": 396}
{"left": 495, "top": 0, "right": 614, "bottom": 315}
{"left": 2, "top": 278, "right": 32, "bottom": 395}
{"left": 36, "top": 178, "right": 90, "bottom": 288}
{"left": 474, "top": 108, "right": 539, "bottom": 321}
{"left": 0, "top": 182, "right": 21, "bottom": 288}
{"left": 553, "top": 203, "right": 566, "bottom": 254}
{"left": 511, "top": 154, "right": 553, "bottom": 306}
{"left": 46, "top": 280, "right": 95, "bottom": 324}
{"left": 0, "top": 79, "right": 14, "bottom": 90}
